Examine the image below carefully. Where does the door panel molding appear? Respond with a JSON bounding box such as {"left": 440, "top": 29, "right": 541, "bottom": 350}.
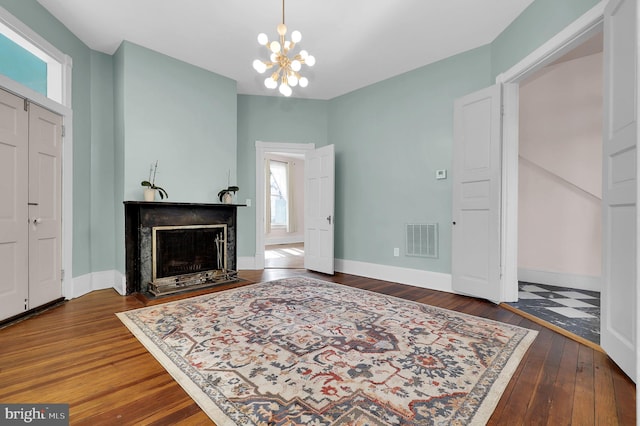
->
{"left": 452, "top": 84, "right": 502, "bottom": 302}
{"left": 0, "top": 88, "right": 29, "bottom": 319}
{"left": 304, "top": 144, "right": 335, "bottom": 275}
{"left": 601, "top": 0, "right": 637, "bottom": 382}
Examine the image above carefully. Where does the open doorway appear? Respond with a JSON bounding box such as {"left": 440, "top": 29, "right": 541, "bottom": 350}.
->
{"left": 255, "top": 142, "right": 315, "bottom": 270}
{"left": 264, "top": 153, "right": 305, "bottom": 269}
{"left": 506, "top": 32, "right": 603, "bottom": 346}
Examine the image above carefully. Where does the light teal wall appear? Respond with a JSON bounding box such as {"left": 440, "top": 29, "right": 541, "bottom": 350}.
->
{"left": 490, "top": 0, "right": 600, "bottom": 79}
{"left": 0, "top": 0, "right": 96, "bottom": 278}
{"left": 236, "top": 95, "right": 330, "bottom": 256}
{"left": 89, "top": 50, "right": 115, "bottom": 272}
{"left": 119, "top": 42, "right": 237, "bottom": 203}
{"left": 115, "top": 41, "right": 238, "bottom": 272}
{"left": 113, "top": 44, "right": 126, "bottom": 273}
{"left": 0, "top": 33, "right": 46, "bottom": 94}
{"left": 328, "top": 46, "right": 492, "bottom": 273}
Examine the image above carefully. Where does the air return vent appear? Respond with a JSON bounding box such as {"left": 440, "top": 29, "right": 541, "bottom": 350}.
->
{"left": 406, "top": 223, "right": 438, "bottom": 258}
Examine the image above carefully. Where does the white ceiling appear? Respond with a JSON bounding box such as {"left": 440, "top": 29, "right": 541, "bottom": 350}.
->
{"left": 36, "top": 0, "right": 535, "bottom": 100}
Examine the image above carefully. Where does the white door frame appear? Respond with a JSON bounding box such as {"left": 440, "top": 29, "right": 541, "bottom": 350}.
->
{"left": 255, "top": 141, "right": 315, "bottom": 269}
{"left": 0, "top": 6, "right": 73, "bottom": 299}
{"left": 495, "top": 1, "right": 606, "bottom": 301}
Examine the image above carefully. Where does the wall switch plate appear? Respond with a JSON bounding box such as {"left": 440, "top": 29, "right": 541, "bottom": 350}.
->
{"left": 436, "top": 169, "right": 447, "bottom": 180}
{"left": 394, "top": 248, "right": 400, "bottom": 257}
{"left": 245, "top": 198, "right": 251, "bottom": 207}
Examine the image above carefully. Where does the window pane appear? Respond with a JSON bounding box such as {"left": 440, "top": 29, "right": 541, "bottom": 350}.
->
{"left": 0, "top": 34, "right": 47, "bottom": 96}
{"left": 270, "top": 161, "right": 288, "bottom": 226}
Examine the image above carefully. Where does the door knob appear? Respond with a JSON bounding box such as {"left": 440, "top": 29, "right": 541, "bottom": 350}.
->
{"left": 327, "top": 215, "right": 332, "bottom": 224}
{"left": 32, "top": 217, "right": 42, "bottom": 225}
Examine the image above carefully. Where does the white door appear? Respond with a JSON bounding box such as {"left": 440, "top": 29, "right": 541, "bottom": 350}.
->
{"left": 0, "top": 89, "right": 29, "bottom": 319}
{"left": 28, "top": 102, "right": 63, "bottom": 308}
{"left": 601, "top": 0, "right": 637, "bottom": 381}
{"left": 304, "top": 144, "right": 335, "bottom": 274}
{"left": 452, "top": 85, "right": 503, "bottom": 302}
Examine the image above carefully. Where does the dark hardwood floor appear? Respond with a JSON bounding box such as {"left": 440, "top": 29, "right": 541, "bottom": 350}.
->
{"left": 0, "top": 270, "right": 635, "bottom": 425}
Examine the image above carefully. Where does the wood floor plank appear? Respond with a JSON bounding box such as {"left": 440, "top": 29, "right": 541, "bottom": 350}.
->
{"left": 612, "top": 356, "right": 637, "bottom": 425}
{"left": 572, "top": 344, "right": 596, "bottom": 424}
{"left": 545, "top": 338, "right": 579, "bottom": 424}
{"left": 0, "top": 270, "right": 634, "bottom": 425}
{"left": 521, "top": 331, "right": 566, "bottom": 425}
{"left": 594, "top": 350, "right": 620, "bottom": 424}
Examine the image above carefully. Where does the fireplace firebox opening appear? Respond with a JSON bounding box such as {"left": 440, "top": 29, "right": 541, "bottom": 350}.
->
{"left": 149, "top": 224, "right": 236, "bottom": 295}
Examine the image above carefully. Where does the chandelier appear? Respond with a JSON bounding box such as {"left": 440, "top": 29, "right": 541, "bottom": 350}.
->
{"left": 252, "top": 0, "right": 315, "bottom": 97}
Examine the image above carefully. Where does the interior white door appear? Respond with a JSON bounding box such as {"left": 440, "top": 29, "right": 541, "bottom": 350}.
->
{"left": 27, "top": 102, "right": 63, "bottom": 308}
{"left": 601, "top": 0, "right": 637, "bottom": 382}
{"left": 0, "top": 88, "right": 29, "bottom": 319}
{"left": 452, "top": 84, "right": 503, "bottom": 302}
{"left": 304, "top": 144, "right": 335, "bottom": 274}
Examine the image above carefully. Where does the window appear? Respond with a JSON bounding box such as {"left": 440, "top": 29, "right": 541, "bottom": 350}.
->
{"left": 0, "top": 33, "right": 47, "bottom": 95}
{"left": 0, "top": 12, "right": 66, "bottom": 105}
{"left": 269, "top": 160, "right": 289, "bottom": 228}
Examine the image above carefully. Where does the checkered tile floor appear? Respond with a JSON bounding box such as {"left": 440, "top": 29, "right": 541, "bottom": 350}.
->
{"left": 506, "top": 282, "right": 600, "bottom": 344}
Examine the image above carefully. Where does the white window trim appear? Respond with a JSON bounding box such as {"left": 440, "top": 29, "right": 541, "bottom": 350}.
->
{"left": 0, "top": 6, "right": 74, "bottom": 299}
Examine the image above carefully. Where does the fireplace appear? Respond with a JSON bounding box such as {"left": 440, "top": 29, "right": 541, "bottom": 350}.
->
{"left": 124, "top": 202, "right": 242, "bottom": 296}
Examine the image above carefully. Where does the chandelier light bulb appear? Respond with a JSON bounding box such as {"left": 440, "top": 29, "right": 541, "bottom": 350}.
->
{"left": 291, "top": 30, "right": 302, "bottom": 43}
{"left": 277, "top": 23, "right": 287, "bottom": 36}
{"left": 253, "top": 59, "right": 266, "bottom": 73}
{"left": 305, "top": 55, "right": 316, "bottom": 66}
{"left": 299, "top": 77, "right": 308, "bottom": 88}
{"left": 288, "top": 74, "right": 299, "bottom": 87}
{"left": 291, "top": 60, "right": 302, "bottom": 72}
{"left": 264, "top": 77, "right": 278, "bottom": 89}
{"left": 284, "top": 40, "right": 291, "bottom": 50}
{"left": 270, "top": 53, "right": 277, "bottom": 62}
{"left": 299, "top": 50, "right": 309, "bottom": 59}
{"left": 279, "top": 83, "right": 292, "bottom": 97}
{"left": 270, "top": 41, "right": 281, "bottom": 53}
{"left": 257, "top": 33, "right": 269, "bottom": 45}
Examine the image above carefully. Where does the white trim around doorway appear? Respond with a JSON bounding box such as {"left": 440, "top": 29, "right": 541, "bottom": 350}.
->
{"left": 495, "top": 1, "right": 606, "bottom": 302}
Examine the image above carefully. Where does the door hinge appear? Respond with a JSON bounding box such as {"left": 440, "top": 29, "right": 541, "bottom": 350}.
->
{"left": 24, "top": 298, "right": 28, "bottom": 310}
{"left": 24, "top": 99, "right": 29, "bottom": 112}
{"left": 61, "top": 269, "right": 65, "bottom": 281}
{"left": 500, "top": 105, "right": 505, "bottom": 116}
{"left": 61, "top": 125, "right": 66, "bottom": 138}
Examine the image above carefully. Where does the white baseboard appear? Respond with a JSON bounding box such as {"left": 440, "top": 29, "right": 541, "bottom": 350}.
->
{"left": 70, "top": 270, "right": 125, "bottom": 299}
{"left": 335, "top": 259, "right": 454, "bottom": 293}
{"left": 518, "top": 268, "right": 601, "bottom": 292}
{"left": 237, "top": 256, "right": 453, "bottom": 293}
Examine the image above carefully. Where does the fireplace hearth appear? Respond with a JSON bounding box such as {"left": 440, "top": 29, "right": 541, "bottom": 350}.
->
{"left": 124, "top": 202, "right": 243, "bottom": 296}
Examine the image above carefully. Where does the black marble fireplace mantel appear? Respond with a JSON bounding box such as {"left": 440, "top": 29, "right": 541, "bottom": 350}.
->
{"left": 124, "top": 201, "right": 245, "bottom": 295}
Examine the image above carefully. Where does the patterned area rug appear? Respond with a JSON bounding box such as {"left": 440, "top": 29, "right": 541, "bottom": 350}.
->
{"left": 117, "top": 277, "right": 537, "bottom": 425}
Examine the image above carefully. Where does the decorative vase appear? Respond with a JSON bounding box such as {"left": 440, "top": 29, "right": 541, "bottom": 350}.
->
{"left": 222, "top": 192, "right": 233, "bottom": 204}
{"left": 144, "top": 188, "right": 156, "bottom": 201}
